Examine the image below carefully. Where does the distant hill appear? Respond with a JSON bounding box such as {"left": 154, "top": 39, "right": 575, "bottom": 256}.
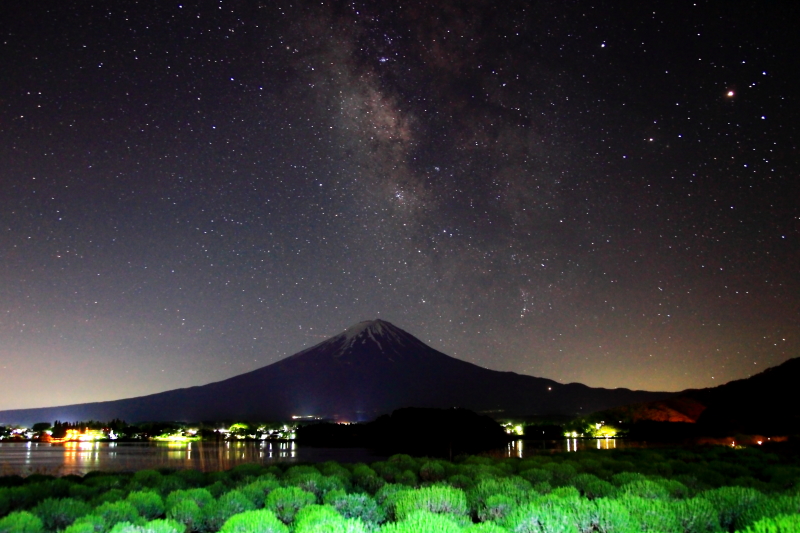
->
{"left": 0, "top": 319, "right": 672, "bottom": 426}
{"left": 595, "top": 358, "right": 800, "bottom": 436}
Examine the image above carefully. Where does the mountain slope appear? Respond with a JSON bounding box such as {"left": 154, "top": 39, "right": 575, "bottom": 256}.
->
{"left": 0, "top": 320, "right": 672, "bottom": 425}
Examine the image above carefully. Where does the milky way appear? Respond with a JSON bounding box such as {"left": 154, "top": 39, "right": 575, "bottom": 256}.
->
{"left": 1, "top": 1, "right": 797, "bottom": 410}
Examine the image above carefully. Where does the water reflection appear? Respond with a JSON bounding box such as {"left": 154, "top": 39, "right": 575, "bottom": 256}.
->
{"left": 0, "top": 441, "right": 380, "bottom": 476}
{"left": 494, "top": 438, "right": 626, "bottom": 457}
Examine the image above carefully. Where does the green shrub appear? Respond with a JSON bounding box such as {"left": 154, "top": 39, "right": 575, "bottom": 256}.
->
{"left": 500, "top": 501, "right": 578, "bottom": 533}
{"left": 292, "top": 505, "right": 369, "bottom": 533}
{"left": 227, "top": 464, "right": 267, "bottom": 484}
{"left": 739, "top": 513, "right": 800, "bottom": 533}
{"left": 463, "top": 523, "right": 507, "bottom": 533}
{"left": 131, "top": 472, "right": 164, "bottom": 491}
{"left": 477, "top": 494, "right": 516, "bottom": 523}
{"left": 418, "top": 462, "right": 446, "bottom": 483}
{"left": 157, "top": 477, "right": 187, "bottom": 498}
{"left": 63, "top": 515, "right": 105, "bottom": 533}
{"left": 202, "top": 491, "right": 256, "bottom": 533}
{"left": 620, "top": 496, "right": 681, "bottom": 533}
{"left": 107, "top": 519, "right": 183, "bottom": 533}
{"left": 351, "top": 467, "right": 384, "bottom": 495}
{"left": 0, "top": 511, "right": 44, "bottom": 533}
{"left": 31, "top": 497, "right": 91, "bottom": 531}
{"left": 293, "top": 474, "right": 347, "bottom": 500}
{"left": 468, "top": 477, "right": 532, "bottom": 518}
{"left": 393, "top": 472, "right": 416, "bottom": 488}
{"left": 571, "top": 474, "right": 616, "bottom": 500}
{"left": 217, "top": 509, "right": 287, "bottom": 533}
{"left": 673, "top": 497, "right": 720, "bottom": 533}
{"left": 620, "top": 479, "right": 670, "bottom": 500}
{"left": 91, "top": 490, "right": 127, "bottom": 507}
{"left": 263, "top": 487, "right": 316, "bottom": 525}
{"left": 518, "top": 469, "right": 553, "bottom": 486}
{"left": 325, "top": 492, "right": 385, "bottom": 528}
{"left": 378, "top": 510, "right": 462, "bottom": 533}
{"left": 126, "top": 492, "right": 165, "bottom": 521}
{"left": 165, "top": 500, "right": 202, "bottom": 532}
{"left": 542, "top": 463, "right": 577, "bottom": 486}
{"left": 738, "top": 493, "right": 800, "bottom": 531}
{"left": 702, "top": 486, "right": 766, "bottom": 532}
{"left": 386, "top": 456, "right": 418, "bottom": 475}
{"left": 610, "top": 472, "right": 647, "bottom": 487}
{"left": 94, "top": 501, "right": 142, "bottom": 530}
{"left": 166, "top": 490, "right": 214, "bottom": 512}
{"left": 174, "top": 471, "right": 206, "bottom": 489}
{"left": 238, "top": 477, "right": 280, "bottom": 508}
{"left": 446, "top": 475, "right": 473, "bottom": 491}
{"left": 393, "top": 486, "right": 468, "bottom": 524}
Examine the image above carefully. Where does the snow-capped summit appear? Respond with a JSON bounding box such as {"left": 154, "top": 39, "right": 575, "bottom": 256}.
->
{"left": 0, "top": 319, "right": 673, "bottom": 424}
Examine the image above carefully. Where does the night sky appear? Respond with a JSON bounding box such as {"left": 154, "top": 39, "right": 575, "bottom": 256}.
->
{"left": 2, "top": 1, "right": 798, "bottom": 411}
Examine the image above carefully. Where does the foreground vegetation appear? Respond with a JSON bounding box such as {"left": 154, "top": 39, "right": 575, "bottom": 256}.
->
{"left": 1, "top": 446, "right": 799, "bottom": 533}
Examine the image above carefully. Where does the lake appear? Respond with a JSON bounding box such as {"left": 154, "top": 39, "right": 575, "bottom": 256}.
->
{"left": 0, "top": 438, "right": 630, "bottom": 476}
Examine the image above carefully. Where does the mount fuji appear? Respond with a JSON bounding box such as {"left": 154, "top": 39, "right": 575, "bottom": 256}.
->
{"left": 0, "top": 320, "right": 673, "bottom": 425}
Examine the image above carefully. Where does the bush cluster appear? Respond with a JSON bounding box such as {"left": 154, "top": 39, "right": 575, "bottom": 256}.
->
{"left": 1, "top": 446, "right": 799, "bottom": 532}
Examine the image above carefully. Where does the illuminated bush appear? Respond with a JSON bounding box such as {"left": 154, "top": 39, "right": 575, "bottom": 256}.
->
{"left": 620, "top": 479, "right": 670, "bottom": 500}
{"left": 157, "top": 477, "right": 187, "bottom": 498}
{"left": 518, "top": 468, "right": 553, "bottom": 486}
{"left": 351, "top": 466, "right": 385, "bottom": 495}
{"left": 91, "top": 490, "right": 127, "bottom": 507}
{"left": 31, "top": 497, "right": 91, "bottom": 531}
{"left": 477, "top": 494, "right": 516, "bottom": 522}
{"left": 263, "top": 487, "right": 316, "bottom": 525}
{"left": 289, "top": 474, "right": 347, "bottom": 500}
{"left": 292, "top": 504, "right": 369, "bottom": 533}
{"left": 107, "top": 519, "right": 183, "bottom": 533}
{"left": 571, "top": 473, "right": 616, "bottom": 500}
{"left": 238, "top": 478, "right": 280, "bottom": 508}
{"left": 217, "top": 509, "right": 287, "bottom": 533}
{"left": 227, "top": 465, "right": 267, "bottom": 484}
{"left": 378, "top": 510, "right": 462, "bottom": 533}
{"left": 165, "top": 490, "right": 214, "bottom": 513}
{"left": 542, "top": 463, "right": 577, "bottom": 486}
{"left": 549, "top": 486, "right": 580, "bottom": 500}
{"left": 468, "top": 477, "right": 532, "bottom": 517}
{"left": 418, "top": 462, "right": 446, "bottom": 483}
{"left": 0, "top": 511, "right": 44, "bottom": 533}
{"left": 174, "top": 471, "right": 206, "bottom": 489}
{"left": 499, "top": 501, "right": 577, "bottom": 533}
{"left": 319, "top": 463, "right": 353, "bottom": 485}
{"left": 94, "top": 501, "right": 143, "bottom": 530}
{"left": 0, "top": 487, "right": 32, "bottom": 515}
{"left": 463, "top": 523, "right": 507, "bottom": 533}
{"left": 386, "top": 455, "right": 418, "bottom": 475}
{"left": 126, "top": 492, "right": 165, "bottom": 520}
{"left": 589, "top": 497, "right": 634, "bottom": 533}
{"left": 673, "top": 497, "right": 720, "bottom": 533}
{"left": 738, "top": 493, "right": 800, "bottom": 531}
{"left": 610, "top": 472, "right": 647, "bottom": 487}
{"left": 324, "top": 492, "right": 385, "bottom": 528}
{"left": 282, "top": 466, "right": 321, "bottom": 482}
{"left": 131, "top": 472, "right": 164, "bottom": 491}
{"left": 739, "top": 513, "right": 800, "bottom": 533}
{"left": 393, "top": 485, "right": 468, "bottom": 524}
{"left": 620, "top": 496, "right": 681, "bottom": 533}
{"left": 166, "top": 499, "right": 201, "bottom": 532}
{"left": 202, "top": 491, "right": 256, "bottom": 532}
{"left": 393, "top": 472, "right": 416, "bottom": 488}
{"left": 702, "top": 486, "right": 767, "bottom": 532}
{"left": 656, "top": 479, "right": 690, "bottom": 499}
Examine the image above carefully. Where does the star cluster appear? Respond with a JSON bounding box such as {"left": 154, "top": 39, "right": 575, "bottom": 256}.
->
{"left": 1, "top": 1, "right": 797, "bottom": 410}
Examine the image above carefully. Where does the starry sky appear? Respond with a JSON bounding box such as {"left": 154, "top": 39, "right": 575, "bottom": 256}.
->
{"left": 1, "top": 1, "right": 798, "bottom": 411}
